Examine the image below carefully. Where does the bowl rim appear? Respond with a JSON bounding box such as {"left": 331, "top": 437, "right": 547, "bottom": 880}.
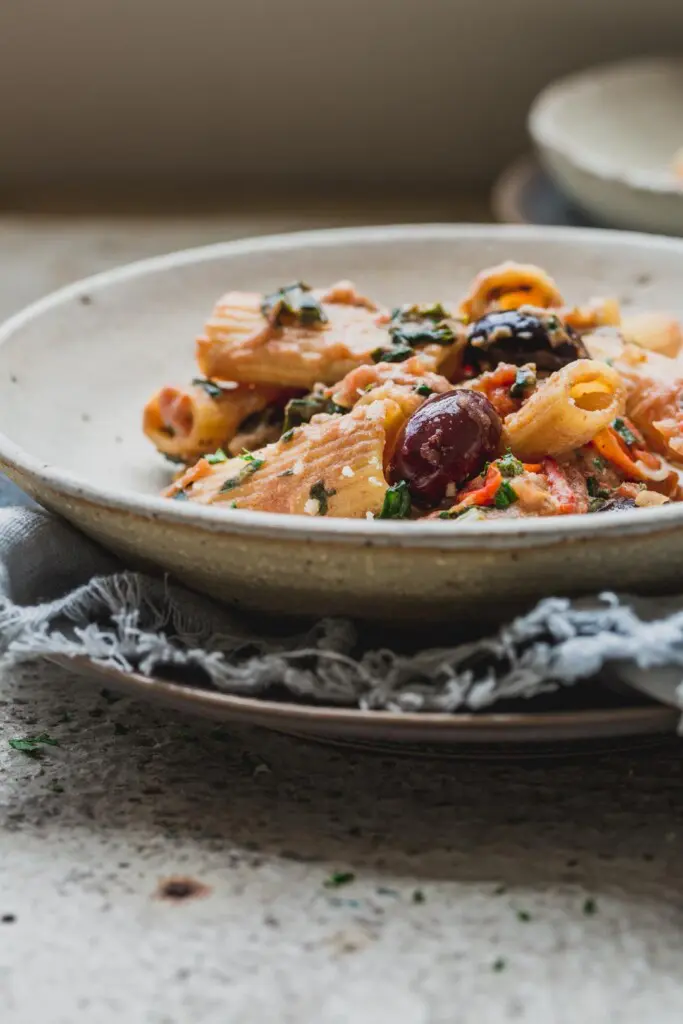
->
{"left": 528, "top": 55, "right": 683, "bottom": 196}
{"left": 3, "top": 220, "right": 683, "bottom": 551}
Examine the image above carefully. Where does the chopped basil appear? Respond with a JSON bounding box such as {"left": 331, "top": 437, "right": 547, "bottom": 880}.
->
{"left": 612, "top": 417, "right": 637, "bottom": 447}
{"left": 494, "top": 480, "right": 518, "bottom": 509}
{"left": 323, "top": 871, "right": 355, "bottom": 889}
{"left": 371, "top": 344, "right": 414, "bottom": 364}
{"left": 391, "top": 321, "right": 455, "bottom": 348}
{"left": 283, "top": 392, "right": 348, "bottom": 432}
{"left": 497, "top": 452, "right": 524, "bottom": 478}
{"left": 206, "top": 448, "right": 228, "bottom": 464}
{"left": 309, "top": 480, "right": 336, "bottom": 516}
{"left": 415, "top": 382, "right": 433, "bottom": 397}
{"left": 240, "top": 450, "right": 262, "bottom": 463}
{"left": 192, "top": 377, "right": 224, "bottom": 399}
{"left": 230, "top": 500, "right": 238, "bottom": 508}
{"left": 583, "top": 897, "right": 597, "bottom": 916}
{"left": 509, "top": 365, "right": 537, "bottom": 399}
{"left": 219, "top": 456, "right": 264, "bottom": 493}
{"left": 588, "top": 496, "right": 608, "bottom": 513}
{"left": 9, "top": 734, "right": 59, "bottom": 757}
{"left": 261, "top": 282, "right": 328, "bottom": 327}
{"left": 517, "top": 910, "right": 532, "bottom": 922}
{"left": 593, "top": 456, "right": 607, "bottom": 471}
{"left": 173, "top": 490, "right": 190, "bottom": 501}
{"left": 492, "top": 958, "right": 507, "bottom": 973}
{"left": 412, "top": 889, "right": 426, "bottom": 904}
{"left": 278, "top": 468, "right": 295, "bottom": 478}
{"left": 281, "top": 429, "right": 295, "bottom": 443}
{"left": 586, "top": 476, "right": 599, "bottom": 497}
{"left": 378, "top": 480, "right": 411, "bottom": 519}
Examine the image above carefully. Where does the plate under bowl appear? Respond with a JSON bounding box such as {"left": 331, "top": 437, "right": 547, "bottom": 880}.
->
{"left": 3, "top": 223, "right": 683, "bottom": 623}
{"left": 54, "top": 655, "right": 678, "bottom": 755}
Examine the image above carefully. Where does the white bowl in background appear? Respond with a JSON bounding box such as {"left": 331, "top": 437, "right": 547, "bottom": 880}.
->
{"left": 528, "top": 57, "right": 683, "bottom": 235}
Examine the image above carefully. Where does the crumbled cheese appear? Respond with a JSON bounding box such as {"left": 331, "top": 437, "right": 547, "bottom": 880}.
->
{"left": 368, "top": 476, "right": 383, "bottom": 487}
{"left": 364, "top": 400, "right": 386, "bottom": 422}
{"left": 292, "top": 459, "right": 305, "bottom": 475}
{"left": 304, "top": 498, "right": 320, "bottom": 516}
{"left": 365, "top": 511, "right": 375, "bottom": 520}
{"left": 635, "top": 490, "right": 670, "bottom": 508}
{"left": 341, "top": 465, "right": 355, "bottom": 478}
{"left": 369, "top": 456, "right": 382, "bottom": 469}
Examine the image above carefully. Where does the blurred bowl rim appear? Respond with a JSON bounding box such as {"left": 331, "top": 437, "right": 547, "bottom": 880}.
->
{"left": 528, "top": 55, "right": 683, "bottom": 197}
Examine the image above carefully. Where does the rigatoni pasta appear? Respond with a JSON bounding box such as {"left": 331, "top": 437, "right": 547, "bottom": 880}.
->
{"left": 503, "top": 359, "right": 625, "bottom": 462}
{"left": 144, "top": 261, "right": 683, "bottom": 521}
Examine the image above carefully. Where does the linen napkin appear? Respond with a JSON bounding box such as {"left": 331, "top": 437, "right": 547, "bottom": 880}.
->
{"left": 1, "top": 499, "right": 683, "bottom": 715}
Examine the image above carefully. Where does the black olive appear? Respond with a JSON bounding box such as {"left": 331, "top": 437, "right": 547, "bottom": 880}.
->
{"left": 389, "top": 390, "right": 502, "bottom": 506}
{"left": 592, "top": 496, "right": 637, "bottom": 513}
{"left": 465, "top": 307, "right": 588, "bottom": 373}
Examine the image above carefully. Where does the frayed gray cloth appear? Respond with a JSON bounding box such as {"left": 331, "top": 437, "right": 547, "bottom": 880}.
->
{"left": 1, "top": 506, "right": 683, "bottom": 713}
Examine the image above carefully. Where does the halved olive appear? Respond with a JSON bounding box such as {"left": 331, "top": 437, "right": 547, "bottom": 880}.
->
{"left": 465, "top": 307, "right": 588, "bottom": 373}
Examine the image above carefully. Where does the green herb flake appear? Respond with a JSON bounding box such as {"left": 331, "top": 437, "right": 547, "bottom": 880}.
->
{"left": 415, "top": 382, "right": 433, "bottom": 397}
{"left": 192, "top": 377, "right": 224, "bottom": 399}
{"left": 230, "top": 500, "right": 238, "bottom": 508}
{"left": 583, "top": 897, "right": 597, "bottom": 916}
{"left": 412, "top": 889, "right": 426, "bottom": 904}
{"left": 593, "top": 456, "right": 607, "bottom": 471}
{"left": 497, "top": 452, "right": 524, "bottom": 478}
{"left": 494, "top": 480, "right": 519, "bottom": 509}
{"left": 323, "top": 871, "right": 355, "bottom": 889}
{"left": 586, "top": 476, "right": 599, "bottom": 497}
{"left": 261, "top": 282, "right": 328, "bottom": 328}
{"left": 206, "top": 448, "right": 228, "bottom": 465}
{"left": 612, "top": 417, "right": 637, "bottom": 447}
{"left": 282, "top": 392, "right": 343, "bottom": 431}
{"left": 278, "top": 468, "right": 295, "bottom": 478}
{"left": 492, "top": 958, "right": 507, "bottom": 973}
{"left": 309, "top": 480, "right": 336, "bottom": 516}
{"left": 9, "top": 734, "right": 59, "bottom": 757}
{"left": 219, "top": 457, "right": 264, "bottom": 494}
{"left": 494, "top": 884, "right": 507, "bottom": 895}
{"left": 516, "top": 910, "right": 531, "bottom": 922}
{"left": 509, "top": 365, "right": 537, "bottom": 399}
{"left": 50, "top": 781, "right": 65, "bottom": 794}
{"left": 280, "top": 429, "right": 295, "bottom": 443}
{"left": 371, "top": 344, "right": 414, "bottom": 364}
{"left": 378, "top": 480, "right": 412, "bottom": 519}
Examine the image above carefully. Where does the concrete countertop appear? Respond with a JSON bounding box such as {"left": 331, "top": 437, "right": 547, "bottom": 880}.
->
{"left": 1, "top": 192, "right": 683, "bottom": 1024}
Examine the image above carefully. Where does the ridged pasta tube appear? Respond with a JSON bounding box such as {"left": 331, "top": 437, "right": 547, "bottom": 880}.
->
{"left": 504, "top": 359, "right": 625, "bottom": 461}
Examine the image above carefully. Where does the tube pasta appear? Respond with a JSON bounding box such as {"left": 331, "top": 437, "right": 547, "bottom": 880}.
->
{"left": 460, "top": 262, "right": 564, "bottom": 321}
{"left": 621, "top": 312, "right": 683, "bottom": 358}
{"left": 165, "top": 394, "right": 409, "bottom": 517}
{"left": 143, "top": 381, "right": 281, "bottom": 463}
{"left": 195, "top": 283, "right": 390, "bottom": 389}
{"left": 504, "top": 359, "right": 625, "bottom": 461}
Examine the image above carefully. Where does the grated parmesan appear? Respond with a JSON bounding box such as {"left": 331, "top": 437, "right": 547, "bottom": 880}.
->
{"left": 292, "top": 459, "right": 304, "bottom": 475}
{"left": 341, "top": 466, "right": 355, "bottom": 478}
{"left": 368, "top": 476, "right": 383, "bottom": 487}
{"left": 304, "top": 498, "right": 320, "bottom": 516}
{"left": 365, "top": 511, "right": 375, "bottom": 520}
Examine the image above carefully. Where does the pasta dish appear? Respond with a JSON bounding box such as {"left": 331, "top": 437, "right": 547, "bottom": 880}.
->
{"left": 143, "top": 262, "right": 683, "bottom": 522}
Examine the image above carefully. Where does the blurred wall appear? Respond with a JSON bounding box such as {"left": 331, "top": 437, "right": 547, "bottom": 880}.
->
{"left": 1, "top": 0, "right": 682, "bottom": 187}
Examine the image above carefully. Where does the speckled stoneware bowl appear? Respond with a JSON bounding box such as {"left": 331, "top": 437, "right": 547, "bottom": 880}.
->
{"left": 2, "top": 223, "right": 683, "bottom": 625}
{"left": 529, "top": 57, "right": 683, "bottom": 235}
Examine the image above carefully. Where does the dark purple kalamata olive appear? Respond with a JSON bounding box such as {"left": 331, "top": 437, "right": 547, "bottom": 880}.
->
{"left": 389, "top": 390, "right": 502, "bottom": 506}
{"left": 465, "top": 307, "right": 588, "bottom": 373}
{"left": 592, "top": 496, "right": 637, "bottom": 513}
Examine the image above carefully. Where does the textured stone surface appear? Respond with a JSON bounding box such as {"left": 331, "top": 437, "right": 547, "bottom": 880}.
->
{"left": 2, "top": 197, "right": 683, "bottom": 1023}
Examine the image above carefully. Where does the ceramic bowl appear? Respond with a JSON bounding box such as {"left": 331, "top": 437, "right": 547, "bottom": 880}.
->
{"left": 2, "top": 223, "right": 683, "bottom": 624}
{"left": 529, "top": 57, "right": 683, "bottom": 235}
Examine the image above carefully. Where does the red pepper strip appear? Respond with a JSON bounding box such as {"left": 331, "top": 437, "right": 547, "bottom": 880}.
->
{"left": 452, "top": 464, "right": 503, "bottom": 511}
{"left": 523, "top": 463, "right": 542, "bottom": 473}
{"left": 542, "top": 457, "right": 578, "bottom": 514}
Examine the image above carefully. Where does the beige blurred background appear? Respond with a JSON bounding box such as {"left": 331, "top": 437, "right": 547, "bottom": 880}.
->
{"left": 2, "top": 0, "right": 682, "bottom": 189}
